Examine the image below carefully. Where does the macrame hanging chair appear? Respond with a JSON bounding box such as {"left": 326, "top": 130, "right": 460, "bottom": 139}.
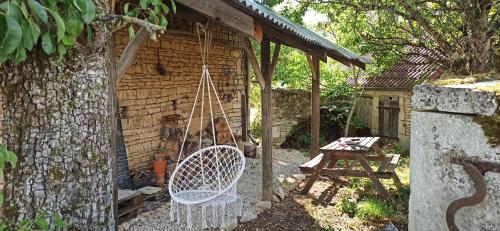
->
{"left": 168, "top": 22, "right": 246, "bottom": 229}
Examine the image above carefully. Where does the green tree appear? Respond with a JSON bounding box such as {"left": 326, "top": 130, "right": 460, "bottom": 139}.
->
{"left": 292, "top": 0, "right": 499, "bottom": 74}
{"left": 0, "top": 0, "right": 173, "bottom": 228}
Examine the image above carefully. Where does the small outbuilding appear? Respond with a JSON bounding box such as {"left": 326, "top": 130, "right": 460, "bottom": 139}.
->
{"left": 351, "top": 48, "right": 443, "bottom": 146}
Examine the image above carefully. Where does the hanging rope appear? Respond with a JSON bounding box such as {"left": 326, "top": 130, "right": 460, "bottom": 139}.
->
{"left": 175, "top": 21, "right": 237, "bottom": 164}
{"left": 168, "top": 21, "right": 245, "bottom": 229}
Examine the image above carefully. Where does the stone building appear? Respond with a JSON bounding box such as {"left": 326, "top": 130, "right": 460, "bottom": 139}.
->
{"left": 350, "top": 49, "right": 443, "bottom": 147}
{"left": 0, "top": 0, "right": 369, "bottom": 206}
{"left": 115, "top": 19, "right": 248, "bottom": 172}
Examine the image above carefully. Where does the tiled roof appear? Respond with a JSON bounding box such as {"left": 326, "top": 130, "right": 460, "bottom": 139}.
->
{"left": 348, "top": 47, "right": 443, "bottom": 89}
{"left": 230, "top": 0, "right": 370, "bottom": 67}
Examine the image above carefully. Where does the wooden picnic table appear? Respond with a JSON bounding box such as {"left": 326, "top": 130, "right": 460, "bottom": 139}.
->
{"left": 300, "top": 137, "right": 402, "bottom": 198}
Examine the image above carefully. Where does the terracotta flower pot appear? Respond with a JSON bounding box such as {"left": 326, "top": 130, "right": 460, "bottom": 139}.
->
{"left": 153, "top": 160, "right": 167, "bottom": 186}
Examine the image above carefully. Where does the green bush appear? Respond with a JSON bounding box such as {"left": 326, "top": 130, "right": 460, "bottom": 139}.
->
{"left": 385, "top": 141, "right": 410, "bottom": 156}
{"left": 348, "top": 178, "right": 373, "bottom": 193}
{"left": 250, "top": 110, "right": 262, "bottom": 141}
{"left": 355, "top": 198, "right": 394, "bottom": 220}
{"left": 349, "top": 115, "right": 366, "bottom": 130}
{"left": 335, "top": 198, "right": 357, "bottom": 215}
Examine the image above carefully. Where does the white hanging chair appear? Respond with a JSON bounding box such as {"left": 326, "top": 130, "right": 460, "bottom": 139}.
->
{"left": 168, "top": 22, "right": 246, "bottom": 229}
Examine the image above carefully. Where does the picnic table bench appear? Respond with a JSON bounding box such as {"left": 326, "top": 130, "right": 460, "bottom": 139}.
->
{"left": 300, "top": 137, "right": 402, "bottom": 198}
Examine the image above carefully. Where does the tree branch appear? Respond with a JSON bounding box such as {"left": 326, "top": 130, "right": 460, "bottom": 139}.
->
{"left": 98, "top": 14, "right": 166, "bottom": 35}
{"left": 116, "top": 26, "right": 149, "bottom": 81}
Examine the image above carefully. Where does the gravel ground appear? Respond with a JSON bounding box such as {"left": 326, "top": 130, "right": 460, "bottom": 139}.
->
{"left": 122, "top": 148, "right": 308, "bottom": 231}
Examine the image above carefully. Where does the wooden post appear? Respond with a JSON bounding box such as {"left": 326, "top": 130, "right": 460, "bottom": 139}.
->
{"left": 261, "top": 36, "right": 273, "bottom": 201}
{"left": 241, "top": 93, "right": 248, "bottom": 141}
{"left": 310, "top": 55, "right": 320, "bottom": 158}
{"left": 241, "top": 53, "right": 250, "bottom": 141}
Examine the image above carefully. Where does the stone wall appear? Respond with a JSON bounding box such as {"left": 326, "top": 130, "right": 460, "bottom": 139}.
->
{"left": 358, "top": 89, "right": 412, "bottom": 146}
{"left": 271, "top": 88, "right": 311, "bottom": 146}
{"left": 115, "top": 26, "right": 246, "bottom": 171}
{"left": 409, "top": 82, "right": 500, "bottom": 230}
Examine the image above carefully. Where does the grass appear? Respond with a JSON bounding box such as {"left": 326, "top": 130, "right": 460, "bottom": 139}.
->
{"left": 293, "top": 146, "right": 411, "bottom": 231}
{"left": 355, "top": 198, "right": 395, "bottom": 220}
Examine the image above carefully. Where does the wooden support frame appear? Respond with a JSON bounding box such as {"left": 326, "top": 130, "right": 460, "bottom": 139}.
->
{"left": 116, "top": 27, "right": 149, "bottom": 81}
{"left": 270, "top": 43, "right": 281, "bottom": 77}
{"left": 241, "top": 36, "right": 266, "bottom": 90}
{"left": 241, "top": 52, "right": 250, "bottom": 142}
{"left": 307, "top": 54, "right": 321, "bottom": 158}
{"left": 240, "top": 33, "right": 281, "bottom": 201}
{"left": 261, "top": 36, "right": 273, "bottom": 201}
{"left": 175, "top": 0, "right": 256, "bottom": 39}
{"left": 241, "top": 35, "right": 281, "bottom": 90}
{"left": 354, "top": 152, "right": 389, "bottom": 198}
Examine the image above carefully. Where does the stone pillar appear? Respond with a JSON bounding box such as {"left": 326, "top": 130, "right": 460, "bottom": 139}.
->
{"left": 409, "top": 81, "right": 500, "bottom": 231}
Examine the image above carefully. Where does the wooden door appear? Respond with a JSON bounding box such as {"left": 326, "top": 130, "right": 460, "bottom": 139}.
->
{"left": 378, "top": 96, "right": 399, "bottom": 138}
{"left": 356, "top": 96, "right": 372, "bottom": 128}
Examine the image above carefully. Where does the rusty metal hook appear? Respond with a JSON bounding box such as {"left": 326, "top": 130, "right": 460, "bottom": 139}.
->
{"left": 445, "top": 158, "right": 500, "bottom": 231}
{"left": 445, "top": 162, "right": 487, "bottom": 231}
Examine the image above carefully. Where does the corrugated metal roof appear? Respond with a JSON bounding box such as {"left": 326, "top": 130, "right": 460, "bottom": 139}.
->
{"left": 230, "top": 0, "right": 370, "bottom": 67}
{"left": 348, "top": 47, "right": 443, "bottom": 89}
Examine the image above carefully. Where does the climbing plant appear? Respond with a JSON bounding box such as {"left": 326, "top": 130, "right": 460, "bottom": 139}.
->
{"left": 0, "top": 0, "right": 175, "bottom": 64}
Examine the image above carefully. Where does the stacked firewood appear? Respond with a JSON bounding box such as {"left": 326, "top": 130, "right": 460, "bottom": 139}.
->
{"left": 205, "top": 117, "right": 233, "bottom": 145}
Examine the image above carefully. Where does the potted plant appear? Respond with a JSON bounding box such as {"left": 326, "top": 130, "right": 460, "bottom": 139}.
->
{"left": 152, "top": 147, "right": 168, "bottom": 186}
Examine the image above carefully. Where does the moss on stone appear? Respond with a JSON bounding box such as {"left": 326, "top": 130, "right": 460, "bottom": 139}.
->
{"left": 431, "top": 72, "right": 499, "bottom": 86}
{"left": 474, "top": 83, "right": 500, "bottom": 96}
{"left": 473, "top": 114, "right": 500, "bottom": 147}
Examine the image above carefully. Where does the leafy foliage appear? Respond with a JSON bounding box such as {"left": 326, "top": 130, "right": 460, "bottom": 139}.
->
{"left": 335, "top": 198, "right": 357, "bottom": 216}
{"left": 280, "top": 105, "right": 348, "bottom": 149}
{"left": 0, "top": 0, "right": 174, "bottom": 64}
{"left": 123, "top": 0, "right": 176, "bottom": 39}
{"left": 276, "top": 0, "right": 499, "bottom": 74}
{"left": 0, "top": 0, "right": 96, "bottom": 63}
{"left": 0, "top": 212, "right": 68, "bottom": 231}
{"left": 0, "top": 144, "right": 17, "bottom": 208}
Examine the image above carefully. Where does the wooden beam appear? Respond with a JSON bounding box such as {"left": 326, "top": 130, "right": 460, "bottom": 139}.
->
{"left": 261, "top": 36, "right": 273, "bottom": 201}
{"left": 241, "top": 36, "right": 266, "bottom": 90}
{"left": 308, "top": 54, "right": 321, "bottom": 159}
{"left": 301, "top": 167, "right": 394, "bottom": 179}
{"left": 175, "top": 0, "right": 255, "bottom": 39}
{"left": 253, "top": 21, "right": 263, "bottom": 43}
{"left": 116, "top": 27, "right": 148, "bottom": 81}
{"left": 241, "top": 93, "right": 248, "bottom": 141}
{"left": 261, "top": 25, "right": 328, "bottom": 62}
{"left": 270, "top": 43, "right": 281, "bottom": 77}
{"left": 243, "top": 52, "right": 250, "bottom": 141}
